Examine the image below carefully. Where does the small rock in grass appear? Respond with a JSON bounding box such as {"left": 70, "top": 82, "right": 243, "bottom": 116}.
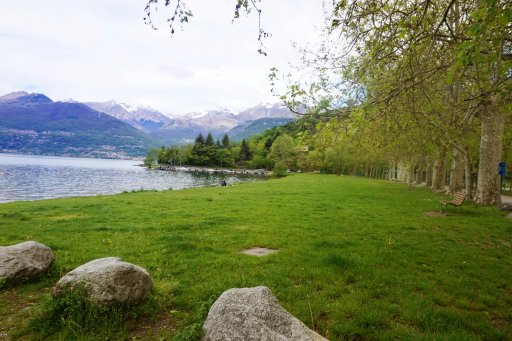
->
{"left": 202, "top": 286, "right": 327, "bottom": 341}
{"left": 506, "top": 213, "right": 512, "bottom": 220}
{"left": 0, "top": 241, "right": 54, "bottom": 286}
{"left": 53, "top": 257, "right": 152, "bottom": 305}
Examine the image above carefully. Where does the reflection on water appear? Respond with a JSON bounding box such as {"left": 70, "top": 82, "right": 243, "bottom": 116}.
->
{"left": 0, "top": 153, "right": 251, "bottom": 203}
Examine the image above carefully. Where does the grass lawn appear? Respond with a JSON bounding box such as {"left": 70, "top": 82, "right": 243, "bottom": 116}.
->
{"left": 1, "top": 174, "right": 511, "bottom": 340}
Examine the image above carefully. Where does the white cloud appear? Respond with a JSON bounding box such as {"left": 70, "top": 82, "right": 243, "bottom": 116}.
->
{"left": 0, "top": 0, "right": 324, "bottom": 115}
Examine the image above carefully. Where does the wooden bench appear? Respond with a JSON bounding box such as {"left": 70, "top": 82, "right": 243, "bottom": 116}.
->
{"left": 440, "top": 192, "right": 467, "bottom": 210}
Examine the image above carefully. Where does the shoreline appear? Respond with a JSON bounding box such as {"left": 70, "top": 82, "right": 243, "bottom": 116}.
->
{"left": 0, "top": 154, "right": 262, "bottom": 204}
{"left": 151, "top": 165, "right": 269, "bottom": 176}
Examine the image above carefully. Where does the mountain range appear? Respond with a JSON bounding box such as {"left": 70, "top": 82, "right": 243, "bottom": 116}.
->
{"left": 80, "top": 100, "right": 296, "bottom": 145}
{"left": 0, "top": 91, "right": 296, "bottom": 157}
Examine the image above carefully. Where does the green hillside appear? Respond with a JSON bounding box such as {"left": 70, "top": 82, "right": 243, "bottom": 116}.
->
{"left": 0, "top": 94, "right": 159, "bottom": 157}
{"left": 228, "top": 117, "right": 295, "bottom": 141}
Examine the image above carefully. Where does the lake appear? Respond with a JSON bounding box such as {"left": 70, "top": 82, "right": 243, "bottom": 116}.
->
{"left": 0, "top": 153, "right": 249, "bottom": 203}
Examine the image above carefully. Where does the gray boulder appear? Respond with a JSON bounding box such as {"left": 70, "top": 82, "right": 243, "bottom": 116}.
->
{"left": 0, "top": 241, "right": 54, "bottom": 286}
{"left": 202, "top": 286, "right": 327, "bottom": 341}
{"left": 53, "top": 257, "right": 152, "bottom": 305}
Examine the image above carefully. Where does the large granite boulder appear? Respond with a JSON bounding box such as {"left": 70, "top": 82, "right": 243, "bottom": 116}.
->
{"left": 0, "top": 241, "right": 54, "bottom": 286}
{"left": 53, "top": 257, "right": 152, "bottom": 305}
{"left": 202, "top": 286, "right": 327, "bottom": 341}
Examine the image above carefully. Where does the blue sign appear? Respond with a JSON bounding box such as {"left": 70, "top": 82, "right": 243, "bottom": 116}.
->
{"left": 498, "top": 161, "right": 506, "bottom": 175}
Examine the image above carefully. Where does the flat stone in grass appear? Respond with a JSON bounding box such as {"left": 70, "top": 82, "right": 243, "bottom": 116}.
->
{"left": 53, "top": 257, "right": 152, "bottom": 306}
{"left": 0, "top": 241, "right": 54, "bottom": 286}
{"left": 424, "top": 211, "right": 447, "bottom": 217}
{"left": 202, "top": 286, "right": 327, "bottom": 341}
{"left": 240, "top": 247, "right": 279, "bottom": 257}
{"left": 506, "top": 213, "right": 512, "bottom": 220}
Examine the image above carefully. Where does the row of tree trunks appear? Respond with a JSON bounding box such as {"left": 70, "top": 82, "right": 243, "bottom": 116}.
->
{"left": 390, "top": 102, "right": 504, "bottom": 205}
{"left": 365, "top": 113, "right": 503, "bottom": 205}
{"left": 366, "top": 167, "right": 387, "bottom": 179}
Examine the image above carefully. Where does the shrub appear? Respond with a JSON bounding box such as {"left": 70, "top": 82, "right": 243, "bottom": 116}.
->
{"left": 272, "top": 161, "right": 288, "bottom": 177}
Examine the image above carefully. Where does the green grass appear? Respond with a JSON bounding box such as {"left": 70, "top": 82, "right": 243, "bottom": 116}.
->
{"left": 1, "top": 174, "right": 511, "bottom": 340}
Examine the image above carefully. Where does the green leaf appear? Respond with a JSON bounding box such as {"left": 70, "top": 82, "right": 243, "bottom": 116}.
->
{"left": 468, "top": 23, "right": 483, "bottom": 36}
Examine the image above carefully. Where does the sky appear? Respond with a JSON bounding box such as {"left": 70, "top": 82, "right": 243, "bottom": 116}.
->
{"left": 0, "top": 1, "right": 325, "bottom": 116}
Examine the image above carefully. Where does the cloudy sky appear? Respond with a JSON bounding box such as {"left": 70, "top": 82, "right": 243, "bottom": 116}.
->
{"left": 0, "top": 1, "right": 325, "bottom": 116}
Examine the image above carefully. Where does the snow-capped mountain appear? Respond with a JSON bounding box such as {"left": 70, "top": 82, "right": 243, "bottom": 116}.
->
{"left": 0, "top": 91, "right": 30, "bottom": 102}
{"left": 237, "top": 102, "right": 296, "bottom": 122}
{"left": 152, "top": 103, "right": 297, "bottom": 145}
{"left": 182, "top": 108, "right": 240, "bottom": 132}
{"left": 82, "top": 100, "right": 173, "bottom": 133}
{"left": 152, "top": 109, "right": 237, "bottom": 145}
{"left": 66, "top": 99, "right": 296, "bottom": 139}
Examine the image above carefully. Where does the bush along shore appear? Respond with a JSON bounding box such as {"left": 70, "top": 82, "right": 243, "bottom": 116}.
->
{"left": 0, "top": 174, "right": 511, "bottom": 340}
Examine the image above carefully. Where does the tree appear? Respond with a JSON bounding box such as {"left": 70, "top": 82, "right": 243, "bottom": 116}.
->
{"left": 238, "top": 139, "right": 252, "bottom": 163}
{"left": 272, "top": 161, "right": 287, "bottom": 177}
{"left": 205, "top": 132, "right": 214, "bottom": 146}
{"left": 157, "top": 146, "right": 167, "bottom": 164}
{"left": 158, "top": 145, "right": 181, "bottom": 165}
{"left": 276, "top": 0, "right": 511, "bottom": 204}
{"left": 144, "top": 0, "right": 270, "bottom": 55}
{"left": 194, "top": 133, "right": 205, "bottom": 146}
{"left": 215, "top": 148, "right": 232, "bottom": 168}
{"left": 264, "top": 138, "right": 273, "bottom": 152}
{"left": 144, "top": 148, "right": 160, "bottom": 168}
{"left": 269, "top": 134, "right": 296, "bottom": 169}
{"left": 191, "top": 133, "right": 208, "bottom": 165}
{"left": 222, "top": 134, "right": 230, "bottom": 148}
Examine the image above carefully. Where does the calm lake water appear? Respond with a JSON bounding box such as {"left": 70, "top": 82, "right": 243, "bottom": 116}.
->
{"left": 0, "top": 153, "right": 249, "bottom": 203}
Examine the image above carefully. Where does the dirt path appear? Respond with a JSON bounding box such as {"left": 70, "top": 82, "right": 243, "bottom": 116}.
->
{"left": 502, "top": 195, "right": 512, "bottom": 204}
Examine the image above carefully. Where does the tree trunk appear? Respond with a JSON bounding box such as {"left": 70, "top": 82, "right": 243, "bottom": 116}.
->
{"left": 407, "top": 164, "right": 415, "bottom": 186}
{"left": 474, "top": 98, "right": 505, "bottom": 205}
{"left": 402, "top": 163, "right": 409, "bottom": 183}
{"left": 432, "top": 150, "right": 446, "bottom": 191}
{"left": 398, "top": 162, "right": 407, "bottom": 182}
{"left": 448, "top": 146, "right": 465, "bottom": 194}
{"left": 425, "top": 162, "right": 433, "bottom": 188}
{"left": 415, "top": 163, "right": 423, "bottom": 185}
{"left": 464, "top": 148, "right": 473, "bottom": 200}
{"left": 392, "top": 163, "right": 397, "bottom": 180}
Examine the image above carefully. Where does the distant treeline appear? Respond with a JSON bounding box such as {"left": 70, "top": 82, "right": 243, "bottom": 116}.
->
{"left": 144, "top": 120, "right": 316, "bottom": 176}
